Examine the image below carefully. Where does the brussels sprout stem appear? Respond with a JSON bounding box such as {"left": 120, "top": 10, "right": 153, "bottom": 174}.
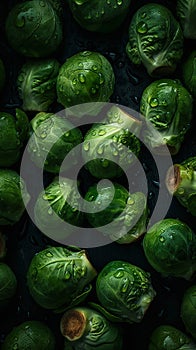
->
{"left": 60, "top": 309, "right": 86, "bottom": 341}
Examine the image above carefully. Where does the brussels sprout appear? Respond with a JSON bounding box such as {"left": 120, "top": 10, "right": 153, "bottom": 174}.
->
{"left": 0, "top": 58, "right": 5, "bottom": 92}
{"left": 181, "top": 285, "right": 196, "bottom": 340}
{"left": 126, "top": 3, "right": 184, "bottom": 77}
{"left": 56, "top": 51, "right": 115, "bottom": 108}
{"left": 2, "top": 320, "right": 55, "bottom": 350}
{"left": 166, "top": 156, "right": 196, "bottom": 216}
{"left": 177, "top": 0, "right": 196, "bottom": 39}
{"left": 0, "top": 169, "right": 30, "bottom": 226}
{"left": 0, "top": 262, "right": 17, "bottom": 309}
{"left": 182, "top": 51, "right": 196, "bottom": 99}
{"left": 68, "top": 0, "right": 131, "bottom": 33}
{"left": 82, "top": 105, "right": 141, "bottom": 178}
{"left": 140, "top": 79, "right": 193, "bottom": 155}
{"left": 28, "top": 112, "right": 83, "bottom": 173}
{"left": 85, "top": 182, "right": 148, "bottom": 244}
{"left": 148, "top": 325, "right": 196, "bottom": 350}
{"left": 27, "top": 246, "right": 97, "bottom": 312}
{"left": 61, "top": 307, "right": 123, "bottom": 350}
{"left": 0, "top": 109, "right": 30, "bottom": 167}
{"left": 95, "top": 260, "right": 156, "bottom": 323}
{"left": 5, "top": 0, "right": 63, "bottom": 58}
{"left": 143, "top": 218, "right": 196, "bottom": 280}
{"left": 34, "top": 177, "right": 84, "bottom": 235}
{"left": 17, "top": 59, "right": 60, "bottom": 112}
{"left": 0, "top": 232, "right": 6, "bottom": 259}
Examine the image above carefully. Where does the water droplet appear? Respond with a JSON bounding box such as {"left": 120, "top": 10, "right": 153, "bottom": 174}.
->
{"left": 12, "top": 343, "right": 18, "bottom": 350}
{"left": 72, "top": 78, "right": 77, "bottom": 85}
{"left": 112, "top": 148, "right": 118, "bottom": 156}
{"left": 162, "top": 100, "right": 168, "bottom": 106}
{"left": 98, "top": 129, "right": 106, "bottom": 136}
{"left": 150, "top": 98, "right": 159, "bottom": 108}
{"left": 46, "top": 251, "right": 53, "bottom": 257}
{"left": 141, "top": 12, "right": 147, "bottom": 18}
{"left": 14, "top": 337, "right": 18, "bottom": 342}
{"left": 78, "top": 62, "right": 83, "bottom": 68}
{"left": 40, "top": 131, "right": 47, "bottom": 139}
{"left": 75, "top": 90, "right": 80, "bottom": 95}
{"left": 107, "top": 0, "right": 111, "bottom": 4}
{"left": 99, "top": 73, "right": 104, "bottom": 85}
{"left": 97, "top": 144, "right": 104, "bottom": 155}
{"left": 24, "top": 325, "right": 30, "bottom": 330}
{"left": 136, "top": 21, "right": 148, "bottom": 34}
{"left": 121, "top": 283, "right": 128, "bottom": 292}
{"left": 48, "top": 207, "right": 53, "bottom": 215}
{"left": 127, "top": 197, "right": 135, "bottom": 205}
{"left": 91, "top": 87, "right": 97, "bottom": 94}
{"left": 65, "top": 131, "right": 70, "bottom": 137}
{"left": 114, "top": 270, "right": 124, "bottom": 278}
{"left": 92, "top": 65, "right": 98, "bottom": 71}
{"left": 130, "top": 95, "right": 139, "bottom": 104}
{"left": 42, "top": 194, "right": 48, "bottom": 200}
{"left": 159, "top": 236, "right": 165, "bottom": 242}
{"left": 101, "top": 8, "right": 105, "bottom": 15}
{"left": 65, "top": 271, "right": 71, "bottom": 279}
{"left": 78, "top": 73, "right": 86, "bottom": 83}
{"left": 177, "top": 187, "right": 184, "bottom": 194}
{"left": 15, "top": 15, "right": 25, "bottom": 27}
{"left": 152, "top": 180, "right": 160, "bottom": 188}
{"left": 117, "top": 0, "right": 122, "bottom": 5}
{"left": 72, "top": 207, "right": 78, "bottom": 212}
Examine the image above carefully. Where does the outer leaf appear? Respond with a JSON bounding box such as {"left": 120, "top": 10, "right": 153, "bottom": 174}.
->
{"left": 177, "top": 0, "right": 196, "bottom": 39}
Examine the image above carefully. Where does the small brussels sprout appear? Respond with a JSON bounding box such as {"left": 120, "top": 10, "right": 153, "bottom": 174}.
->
{"left": 28, "top": 112, "right": 83, "bottom": 173}
{"left": 177, "top": 0, "right": 196, "bottom": 39}
{"left": 34, "top": 177, "right": 84, "bottom": 237}
{"left": 126, "top": 3, "right": 184, "bottom": 77}
{"left": 0, "top": 232, "right": 6, "bottom": 259}
{"left": 17, "top": 59, "right": 60, "bottom": 112}
{"left": 68, "top": 0, "right": 131, "bottom": 33}
{"left": 143, "top": 218, "right": 196, "bottom": 280}
{"left": 56, "top": 51, "right": 115, "bottom": 108}
{"left": 0, "top": 109, "right": 29, "bottom": 167}
{"left": 140, "top": 79, "right": 193, "bottom": 155}
{"left": 148, "top": 325, "right": 196, "bottom": 350}
{"left": 181, "top": 285, "right": 196, "bottom": 340}
{"left": 0, "top": 58, "right": 5, "bottom": 92}
{"left": 5, "top": 0, "right": 63, "bottom": 57}
{"left": 0, "top": 169, "right": 30, "bottom": 226}
{"left": 85, "top": 182, "right": 148, "bottom": 244}
{"left": 96, "top": 260, "right": 156, "bottom": 323}
{"left": 27, "top": 246, "right": 97, "bottom": 312}
{"left": 82, "top": 106, "right": 141, "bottom": 178}
{"left": 61, "top": 307, "right": 123, "bottom": 350}
{"left": 166, "top": 156, "right": 196, "bottom": 216}
{"left": 0, "top": 263, "right": 17, "bottom": 309}
{"left": 182, "top": 51, "right": 196, "bottom": 99}
{"left": 2, "top": 321, "right": 55, "bottom": 350}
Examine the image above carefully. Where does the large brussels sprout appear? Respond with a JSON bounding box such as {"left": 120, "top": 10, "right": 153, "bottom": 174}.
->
{"left": 5, "top": 0, "right": 63, "bottom": 58}
{"left": 0, "top": 109, "right": 29, "bottom": 167}
{"left": 126, "top": 3, "right": 183, "bottom": 77}
{"left": 148, "top": 325, "right": 196, "bottom": 350}
{"left": 182, "top": 51, "right": 196, "bottom": 99}
{"left": 28, "top": 112, "right": 83, "bottom": 173}
{"left": 82, "top": 105, "right": 141, "bottom": 178}
{"left": 17, "top": 59, "right": 60, "bottom": 112}
{"left": 0, "top": 169, "right": 30, "bottom": 226}
{"left": 56, "top": 51, "right": 115, "bottom": 108}
{"left": 0, "top": 263, "right": 17, "bottom": 309}
{"left": 181, "top": 285, "right": 196, "bottom": 340}
{"left": 84, "top": 182, "right": 148, "bottom": 244}
{"left": 143, "top": 218, "right": 196, "bottom": 280}
{"left": 68, "top": 0, "right": 131, "bottom": 33}
{"left": 95, "top": 260, "right": 156, "bottom": 323}
{"left": 27, "top": 246, "right": 97, "bottom": 312}
{"left": 0, "top": 58, "right": 5, "bottom": 92}
{"left": 177, "top": 0, "right": 196, "bottom": 39}
{"left": 166, "top": 156, "right": 196, "bottom": 216}
{"left": 34, "top": 177, "right": 84, "bottom": 235}
{"left": 140, "top": 79, "right": 193, "bottom": 155}
{"left": 61, "top": 307, "right": 123, "bottom": 350}
{"left": 2, "top": 321, "right": 55, "bottom": 350}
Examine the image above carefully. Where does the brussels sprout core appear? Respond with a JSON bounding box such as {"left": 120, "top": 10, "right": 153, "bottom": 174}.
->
{"left": 60, "top": 309, "right": 86, "bottom": 340}
{"left": 166, "top": 165, "right": 181, "bottom": 193}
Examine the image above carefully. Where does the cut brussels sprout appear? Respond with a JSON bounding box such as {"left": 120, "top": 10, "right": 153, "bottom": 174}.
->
{"left": 17, "top": 59, "right": 60, "bottom": 112}
{"left": 140, "top": 79, "right": 192, "bottom": 155}
{"left": 143, "top": 218, "right": 196, "bottom": 280}
{"left": 56, "top": 51, "right": 115, "bottom": 108}
{"left": 126, "top": 3, "right": 183, "bottom": 77}
{"left": 61, "top": 306, "right": 123, "bottom": 350}
{"left": 0, "top": 263, "right": 17, "bottom": 310}
{"left": 181, "top": 285, "right": 196, "bottom": 340}
{"left": 27, "top": 246, "right": 97, "bottom": 312}
{"left": 5, "top": 0, "right": 63, "bottom": 57}
{"left": 177, "top": 0, "right": 196, "bottom": 39}
{"left": 182, "top": 51, "right": 196, "bottom": 99}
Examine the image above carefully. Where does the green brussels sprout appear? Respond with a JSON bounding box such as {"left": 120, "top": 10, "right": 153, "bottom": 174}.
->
{"left": 34, "top": 177, "right": 84, "bottom": 235}
{"left": 2, "top": 321, "right": 55, "bottom": 350}
{"left": 27, "top": 246, "right": 97, "bottom": 312}
{"left": 61, "top": 307, "right": 123, "bottom": 350}
{"left": 126, "top": 3, "right": 184, "bottom": 77}
{"left": 82, "top": 105, "right": 141, "bottom": 178}
{"left": 140, "top": 79, "right": 193, "bottom": 155}
{"left": 181, "top": 285, "right": 196, "bottom": 340}
{"left": 0, "top": 169, "right": 30, "bottom": 226}
{"left": 177, "top": 0, "right": 196, "bottom": 39}
{"left": 0, "top": 262, "right": 17, "bottom": 309}
{"left": 28, "top": 112, "right": 83, "bottom": 173}
{"left": 143, "top": 218, "right": 196, "bottom": 280}
{"left": 0, "top": 58, "right": 5, "bottom": 92}
{"left": 166, "top": 156, "right": 196, "bottom": 216}
{"left": 5, "top": 0, "right": 63, "bottom": 58}
{"left": 148, "top": 325, "right": 196, "bottom": 350}
{"left": 17, "top": 59, "right": 60, "bottom": 112}
{"left": 0, "top": 109, "right": 30, "bottom": 167}
{"left": 68, "top": 0, "right": 131, "bottom": 33}
{"left": 56, "top": 51, "right": 115, "bottom": 108}
{"left": 0, "top": 232, "right": 6, "bottom": 259}
{"left": 182, "top": 51, "right": 196, "bottom": 99}
{"left": 84, "top": 182, "right": 148, "bottom": 244}
{"left": 95, "top": 260, "right": 156, "bottom": 323}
